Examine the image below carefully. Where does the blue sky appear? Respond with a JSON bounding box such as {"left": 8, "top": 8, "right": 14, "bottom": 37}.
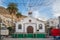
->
{"left": 0, "top": 0, "right": 60, "bottom": 20}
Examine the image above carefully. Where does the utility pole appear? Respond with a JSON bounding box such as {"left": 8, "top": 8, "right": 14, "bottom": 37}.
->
{"left": 58, "top": 16, "right": 60, "bottom": 28}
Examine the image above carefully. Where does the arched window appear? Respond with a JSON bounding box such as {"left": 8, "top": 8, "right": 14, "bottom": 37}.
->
{"left": 39, "top": 24, "right": 42, "bottom": 29}
{"left": 18, "top": 24, "right": 22, "bottom": 29}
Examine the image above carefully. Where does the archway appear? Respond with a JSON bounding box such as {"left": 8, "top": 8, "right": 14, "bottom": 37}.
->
{"left": 27, "top": 26, "right": 33, "bottom": 33}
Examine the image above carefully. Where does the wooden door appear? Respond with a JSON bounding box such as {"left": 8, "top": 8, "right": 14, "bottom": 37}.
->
{"left": 27, "top": 26, "right": 33, "bottom": 33}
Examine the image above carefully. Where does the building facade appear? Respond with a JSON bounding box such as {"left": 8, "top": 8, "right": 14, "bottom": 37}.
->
{"left": 46, "top": 18, "right": 59, "bottom": 28}
{"left": 15, "top": 12, "right": 45, "bottom": 33}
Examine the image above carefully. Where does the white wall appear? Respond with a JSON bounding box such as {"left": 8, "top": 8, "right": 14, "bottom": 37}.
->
{"left": 48, "top": 18, "right": 59, "bottom": 27}
{"left": 37, "top": 22, "right": 45, "bottom": 33}
{"left": 16, "top": 17, "right": 45, "bottom": 33}
{"left": 15, "top": 23, "right": 24, "bottom": 32}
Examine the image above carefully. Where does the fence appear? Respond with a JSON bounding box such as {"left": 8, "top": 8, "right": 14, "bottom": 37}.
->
{"left": 11, "top": 33, "right": 46, "bottom": 38}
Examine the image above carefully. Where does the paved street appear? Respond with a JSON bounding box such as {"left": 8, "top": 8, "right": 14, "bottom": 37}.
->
{"left": 2, "top": 38, "right": 53, "bottom": 40}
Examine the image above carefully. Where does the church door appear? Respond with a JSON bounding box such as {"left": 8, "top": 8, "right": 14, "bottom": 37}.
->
{"left": 27, "top": 26, "right": 33, "bottom": 33}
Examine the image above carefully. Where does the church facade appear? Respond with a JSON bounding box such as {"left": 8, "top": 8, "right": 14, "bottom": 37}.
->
{"left": 15, "top": 17, "right": 45, "bottom": 33}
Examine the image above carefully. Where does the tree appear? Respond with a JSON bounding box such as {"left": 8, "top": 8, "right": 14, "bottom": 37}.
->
{"left": 7, "top": 27, "right": 12, "bottom": 35}
{"left": 7, "top": 3, "right": 18, "bottom": 14}
{"left": 16, "top": 12, "right": 22, "bottom": 18}
{"left": 7, "top": 3, "right": 18, "bottom": 32}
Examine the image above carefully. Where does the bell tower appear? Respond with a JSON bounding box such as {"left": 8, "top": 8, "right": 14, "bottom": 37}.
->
{"left": 28, "top": 1, "right": 32, "bottom": 17}
{"left": 28, "top": 11, "right": 32, "bottom": 17}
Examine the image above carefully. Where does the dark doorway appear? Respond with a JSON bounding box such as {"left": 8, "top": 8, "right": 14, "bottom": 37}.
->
{"left": 27, "top": 26, "right": 33, "bottom": 33}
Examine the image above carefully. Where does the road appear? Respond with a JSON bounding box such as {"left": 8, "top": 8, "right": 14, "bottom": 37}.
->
{"left": 2, "top": 38, "right": 53, "bottom": 40}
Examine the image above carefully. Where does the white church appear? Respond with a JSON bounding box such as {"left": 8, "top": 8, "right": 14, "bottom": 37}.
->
{"left": 15, "top": 11, "right": 45, "bottom": 33}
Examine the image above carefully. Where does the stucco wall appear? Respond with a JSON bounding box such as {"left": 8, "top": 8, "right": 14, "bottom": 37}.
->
{"left": 15, "top": 17, "right": 45, "bottom": 33}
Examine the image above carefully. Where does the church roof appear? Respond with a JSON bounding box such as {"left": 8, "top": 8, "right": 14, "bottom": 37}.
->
{"left": 17, "top": 16, "right": 45, "bottom": 23}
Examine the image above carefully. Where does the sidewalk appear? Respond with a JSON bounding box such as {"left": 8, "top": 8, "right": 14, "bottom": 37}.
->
{"left": 3, "top": 38, "right": 53, "bottom": 40}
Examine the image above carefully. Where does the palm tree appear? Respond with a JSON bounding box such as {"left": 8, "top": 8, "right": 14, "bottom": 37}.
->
{"left": 7, "top": 3, "right": 18, "bottom": 32}
{"left": 7, "top": 3, "right": 18, "bottom": 14}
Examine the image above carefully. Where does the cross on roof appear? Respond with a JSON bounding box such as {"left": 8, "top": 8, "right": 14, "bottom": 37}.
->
{"left": 28, "top": 4, "right": 32, "bottom": 11}
{"left": 28, "top": 0, "right": 33, "bottom": 11}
